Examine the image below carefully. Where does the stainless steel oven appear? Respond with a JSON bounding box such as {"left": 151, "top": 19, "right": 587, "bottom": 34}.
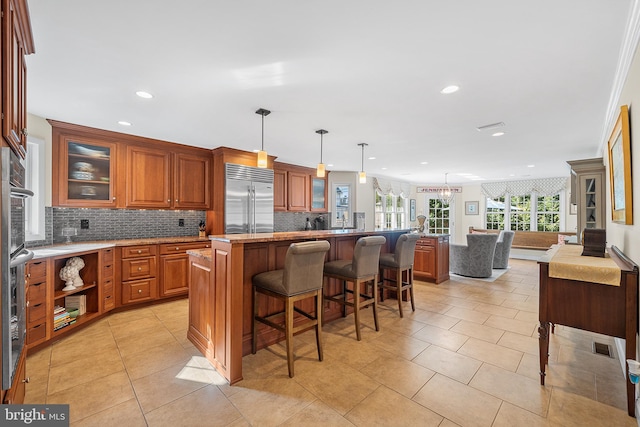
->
{"left": 1, "top": 147, "right": 33, "bottom": 389}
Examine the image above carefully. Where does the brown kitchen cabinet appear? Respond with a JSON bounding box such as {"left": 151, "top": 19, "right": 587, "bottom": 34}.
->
{"left": 52, "top": 134, "right": 118, "bottom": 208}
{"left": 102, "top": 248, "right": 115, "bottom": 312}
{"left": 50, "top": 120, "right": 212, "bottom": 210}
{"left": 25, "top": 259, "right": 48, "bottom": 347}
{"left": 287, "top": 170, "right": 309, "bottom": 211}
{"left": 119, "top": 244, "right": 158, "bottom": 305}
{"left": 273, "top": 169, "right": 287, "bottom": 211}
{"left": 125, "top": 146, "right": 212, "bottom": 210}
{"left": 159, "top": 241, "right": 211, "bottom": 297}
{"left": 188, "top": 253, "right": 213, "bottom": 362}
{"left": 2, "top": 0, "right": 35, "bottom": 157}
{"left": 51, "top": 251, "right": 102, "bottom": 336}
{"left": 3, "top": 348, "right": 26, "bottom": 404}
{"left": 310, "top": 176, "right": 327, "bottom": 212}
{"left": 413, "top": 235, "right": 450, "bottom": 284}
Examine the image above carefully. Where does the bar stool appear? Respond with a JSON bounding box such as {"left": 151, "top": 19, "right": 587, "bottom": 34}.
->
{"left": 379, "top": 233, "right": 420, "bottom": 318}
{"left": 252, "top": 240, "right": 331, "bottom": 378}
{"left": 323, "top": 235, "right": 386, "bottom": 341}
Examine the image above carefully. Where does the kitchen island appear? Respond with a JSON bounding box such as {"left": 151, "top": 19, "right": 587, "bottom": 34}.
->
{"left": 187, "top": 229, "right": 421, "bottom": 384}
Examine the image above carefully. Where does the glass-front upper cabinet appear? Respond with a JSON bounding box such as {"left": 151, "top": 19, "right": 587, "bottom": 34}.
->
{"left": 310, "top": 177, "right": 327, "bottom": 212}
{"left": 53, "top": 136, "right": 118, "bottom": 208}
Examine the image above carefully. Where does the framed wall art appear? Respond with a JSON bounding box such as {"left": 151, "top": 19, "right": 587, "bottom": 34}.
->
{"left": 410, "top": 199, "right": 416, "bottom": 221}
{"left": 608, "top": 105, "right": 632, "bottom": 224}
{"left": 465, "top": 201, "right": 479, "bottom": 215}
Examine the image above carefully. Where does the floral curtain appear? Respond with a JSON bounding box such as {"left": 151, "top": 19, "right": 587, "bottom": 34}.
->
{"left": 372, "top": 177, "right": 411, "bottom": 198}
{"left": 481, "top": 177, "right": 568, "bottom": 199}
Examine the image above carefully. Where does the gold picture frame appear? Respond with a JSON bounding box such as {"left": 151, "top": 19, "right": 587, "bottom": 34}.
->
{"left": 607, "top": 105, "right": 632, "bottom": 224}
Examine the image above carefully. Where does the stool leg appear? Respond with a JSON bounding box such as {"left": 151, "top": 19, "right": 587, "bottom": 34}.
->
{"left": 342, "top": 280, "right": 347, "bottom": 318}
{"left": 285, "top": 297, "right": 294, "bottom": 378}
{"left": 372, "top": 275, "right": 379, "bottom": 332}
{"left": 379, "top": 267, "right": 385, "bottom": 302}
{"left": 408, "top": 267, "right": 415, "bottom": 313}
{"left": 396, "top": 267, "right": 404, "bottom": 318}
{"left": 252, "top": 286, "right": 259, "bottom": 354}
{"left": 315, "top": 290, "right": 323, "bottom": 361}
{"left": 353, "top": 279, "right": 362, "bottom": 341}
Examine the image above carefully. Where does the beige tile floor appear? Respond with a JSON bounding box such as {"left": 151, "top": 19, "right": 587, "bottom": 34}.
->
{"left": 24, "top": 259, "right": 638, "bottom": 426}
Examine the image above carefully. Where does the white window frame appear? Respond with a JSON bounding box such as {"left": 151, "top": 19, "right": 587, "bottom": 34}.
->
{"left": 25, "top": 136, "right": 46, "bottom": 241}
{"left": 485, "top": 190, "right": 566, "bottom": 231}
{"left": 374, "top": 191, "right": 407, "bottom": 230}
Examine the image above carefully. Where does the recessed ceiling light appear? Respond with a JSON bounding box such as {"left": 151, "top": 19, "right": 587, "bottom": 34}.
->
{"left": 381, "top": 167, "right": 387, "bottom": 170}
{"left": 136, "top": 91, "right": 153, "bottom": 99}
{"left": 440, "top": 85, "right": 459, "bottom": 94}
{"left": 456, "top": 173, "right": 472, "bottom": 176}
{"left": 328, "top": 164, "right": 334, "bottom": 167}
{"left": 118, "top": 121, "right": 131, "bottom": 126}
{"left": 492, "top": 132, "right": 505, "bottom": 137}
{"left": 420, "top": 161, "right": 428, "bottom": 165}
{"left": 527, "top": 164, "right": 535, "bottom": 168}
{"left": 368, "top": 157, "right": 376, "bottom": 160}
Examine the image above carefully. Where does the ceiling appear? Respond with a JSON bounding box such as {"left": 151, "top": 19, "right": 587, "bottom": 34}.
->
{"left": 25, "top": 0, "right": 634, "bottom": 185}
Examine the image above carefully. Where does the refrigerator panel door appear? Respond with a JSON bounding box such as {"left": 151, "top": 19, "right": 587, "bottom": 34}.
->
{"left": 225, "top": 180, "right": 250, "bottom": 234}
{"left": 253, "top": 182, "right": 274, "bottom": 233}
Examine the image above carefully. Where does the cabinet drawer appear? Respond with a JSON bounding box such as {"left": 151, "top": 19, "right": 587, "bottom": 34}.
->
{"left": 103, "top": 263, "right": 114, "bottom": 279}
{"left": 121, "top": 245, "right": 157, "bottom": 259}
{"left": 417, "top": 239, "right": 435, "bottom": 247}
{"left": 122, "top": 278, "right": 157, "bottom": 305}
{"left": 27, "top": 302, "right": 46, "bottom": 324}
{"left": 103, "top": 279, "right": 114, "bottom": 297}
{"left": 104, "top": 294, "right": 115, "bottom": 311}
{"left": 27, "top": 323, "right": 46, "bottom": 344}
{"left": 159, "top": 241, "right": 211, "bottom": 255}
{"left": 121, "top": 258, "right": 157, "bottom": 281}
{"left": 102, "top": 248, "right": 114, "bottom": 263}
{"left": 27, "top": 282, "right": 46, "bottom": 304}
{"left": 27, "top": 260, "right": 47, "bottom": 283}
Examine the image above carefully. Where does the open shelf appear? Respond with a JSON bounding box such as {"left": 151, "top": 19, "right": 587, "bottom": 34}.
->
{"left": 52, "top": 311, "right": 101, "bottom": 335}
{"left": 53, "top": 282, "right": 97, "bottom": 301}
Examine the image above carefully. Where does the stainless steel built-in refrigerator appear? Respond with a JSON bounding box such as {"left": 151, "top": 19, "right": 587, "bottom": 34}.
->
{"left": 225, "top": 163, "right": 274, "bottom": 234}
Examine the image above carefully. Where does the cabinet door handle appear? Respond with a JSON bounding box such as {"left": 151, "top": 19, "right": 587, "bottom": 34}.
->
{"left": 112, "top": 197, "right": 116, "bottom": 200}
{"left": 21, "top": 128, "right": 28, "bottom": 136}
{"left": 26, "top": 301, "right": 29, "bottom": 307}
{"left": 175, "top": 247, "right": 179, "bottom": 250}
{"left": 167, "top": 199, "right": 171, "bottom": 203}
{"left": 175, "top": 199, "right": 178, "bottom": 202}
{"left": 137, "top": 250, "right": 142, "bottom": 254}
{"left": 22, "top": 377, "right": 30, "bottom": 383}
{"left": 137, "top": 267, "right": 142, "bottom": 271}
{"left": 138, "top": 289, "right": 142, "bottom": 293}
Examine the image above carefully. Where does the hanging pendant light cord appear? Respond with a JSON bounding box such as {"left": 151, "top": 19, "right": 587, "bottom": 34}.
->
{"left": 261, "top": 114, "right": 264, "bottom": 151}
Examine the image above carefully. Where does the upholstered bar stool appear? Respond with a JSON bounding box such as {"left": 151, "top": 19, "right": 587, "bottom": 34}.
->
{"left": 252, "top": 240, "right": 331, "bottom": 378}
{"left": 323, "top": 235, "right": 386, "bottom": 341}
{"left": 379, "top": 233, "right": 420, "bottom": 318}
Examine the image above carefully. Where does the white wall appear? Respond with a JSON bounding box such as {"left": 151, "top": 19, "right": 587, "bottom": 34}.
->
{"left": 605, "top": 41, "right": 640, "bottom": 263}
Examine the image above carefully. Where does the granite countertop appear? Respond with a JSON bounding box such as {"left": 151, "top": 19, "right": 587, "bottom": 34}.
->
{"left": 186, "top": 248, "right": 212, "bottom": 261}
{"left": 30, "top": 236, "right": 210, "bottom": 259}
{"left": 208, "top": 229, "right": 413, "bottom": 244}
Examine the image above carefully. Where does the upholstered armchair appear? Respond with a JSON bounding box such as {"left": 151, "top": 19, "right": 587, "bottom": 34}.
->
{"left": 449, "top": 234, "right": 499, "bottom": 278}
{"left": 493, "top": 230, "right": 515, "bottom": 269}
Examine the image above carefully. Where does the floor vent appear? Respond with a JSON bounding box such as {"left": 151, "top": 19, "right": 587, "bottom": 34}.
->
{"left": 592, "top": 341, "right": 613, "bottom": 358}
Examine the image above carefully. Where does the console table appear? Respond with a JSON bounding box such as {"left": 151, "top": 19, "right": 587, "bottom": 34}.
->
{"left": 538, "top": 245, "right": 639, "bottom": 417}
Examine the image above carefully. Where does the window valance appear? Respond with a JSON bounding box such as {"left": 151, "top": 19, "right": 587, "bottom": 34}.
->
{"left": 481, "top": 177, "right": 568, "bottom": 199}
{"left": 372, "top": 177, "right": 411, "bottom": 198}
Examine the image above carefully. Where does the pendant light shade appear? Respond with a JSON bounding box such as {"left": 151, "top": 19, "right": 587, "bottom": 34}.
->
{"left": 438, "top": 172, "right": 454, "bottom": 204}
{"left": 255, "top": 108, "right": 271, "bottom": 168}
{"left": 316, "top": 129, "right": 328, "bottom": 177}
{"left": 358, "top": 143, "right": 368, "bottom": 184}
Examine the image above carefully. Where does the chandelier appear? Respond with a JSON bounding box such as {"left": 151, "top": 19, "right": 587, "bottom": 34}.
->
{"left": 437, "top": 173, "right": 454, "bottom": 204}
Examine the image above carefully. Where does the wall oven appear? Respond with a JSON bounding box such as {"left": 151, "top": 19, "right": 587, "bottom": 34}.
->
{"left": 1, "top": 147, "right": 33, "bottom": 389}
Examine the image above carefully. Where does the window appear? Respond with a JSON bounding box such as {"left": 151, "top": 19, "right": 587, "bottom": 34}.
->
{"left": 537, "top": 194, "right": 560, "bottom": 231}
{"left": 426, "top": 198, "right": 450, "bottom": 234}
{"left": 374, "top": 191, "right": 407, "bottom": 230}
{"left": 25, "top": 137, "right": 46, "bottom": 241}
{"left": 509, "top": 195, "right": 531, "bottom": 231}
{"left": 485, "top": 191, "right": 563, "bottom": 231}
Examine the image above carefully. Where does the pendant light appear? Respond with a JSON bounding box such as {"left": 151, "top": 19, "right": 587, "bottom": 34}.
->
{"left": 316, "top": 129, "right": 328, "bottom": 177}
{"left": 357, "top": 143, "right": 368, "bottom": 184}
{"left": 437, "top": 172, "right": 454, "bottom": 204}
{"left": 255, "top": 108, "right": 271, "bottom": 168}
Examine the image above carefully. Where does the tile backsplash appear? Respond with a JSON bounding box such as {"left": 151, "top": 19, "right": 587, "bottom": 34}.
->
{"left": 27, "top": 208, "right": 332, "bottom": 248}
